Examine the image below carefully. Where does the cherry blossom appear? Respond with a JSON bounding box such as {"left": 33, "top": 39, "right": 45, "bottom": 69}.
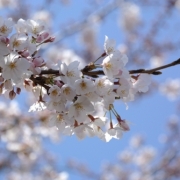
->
{"left": 60, "top": 61, "right": 82, "bottom": 86}
{"left": 0, "top": 53, "right": 30, "bottom": 83}
{"left": 75, "top": 78, "right": 95, "bottom": 95}
{"left": 61, "top": 84, "right": 76, "bottom": 101}
{"left": 0, "top": 16, "right": 14, "bottom": 36}
{"left": 102, "top": 52, "right": 124, "bottom": 80}
{"left": 49, "top": 113, "right": 68, "bottom": 132}
{"left": 95, "top": 76, "right": 113, "bottom": 96}
{"left": 48, "top": 85, "right": 61, "bottom": 101}
{"left": 68, "top": 96, "right": 94, "bottom": 123}
{"left": 0, "top": 17, "right": 155, "bottom": 141}
{"left": 104, "top": 35, "right": 116, "bottom": 55}
{"left": 132, "top": 74, "right": 151, "bottom": 93}
{"left": 26, "top": 19, "right": 45, "bottom": 36}
{"left": 74, "top": 124, "right": 94, "bottom": 139}
{"left": 9, "top": 33, "right": 28, "bottom": 51}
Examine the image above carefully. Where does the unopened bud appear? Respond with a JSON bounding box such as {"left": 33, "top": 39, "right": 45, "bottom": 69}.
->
{"left": 119, "top": 120, "right": 130, "bottom": 131}
{"left": 9, "top": 90, "right": 16, "bottom": 100}
{"left": 21, "top": 50, "right": 29, "bottom": 57}
{"left": 117, "top": 116, "right": 130, "bottom": 131}
{"left": 16, "top": 87, "right": 21, "bottom": 94}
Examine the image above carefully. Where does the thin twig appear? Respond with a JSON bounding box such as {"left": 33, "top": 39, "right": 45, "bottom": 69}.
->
{"left": 129, "top": 58, "right": 180, "bottom": 75}
{"left": 34, "top": 58, "right": 180, "bottom": 80}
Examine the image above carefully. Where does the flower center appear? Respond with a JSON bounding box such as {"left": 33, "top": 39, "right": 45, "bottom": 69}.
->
{"left": 74, "top": 103, "right": 83, "bottom": 110}
{"left": 0, "top": 25, "right": 8, "bottom": 34}
{"left": 67, "top": 71, "right": 74, "bottom": 77}
{"left": 104, "top": 62, "right": 112, "bottom": 70}
{"left": 121, "top": 90, "right": 125, "bottom": 95}
{"left": 107, "top": 47, "right": 113, "bottom": 54}
{"left": 53, "top": 102, "right": 58, "bottom": 107}
{"left": 63, "top": 87, "right": 70, "bottom": 95}
{"left": 13, "top": 39, "right": 20, "bottom": 48}
{"left": 57, "top": 114, "right": 63, "bottom": 122}
{"left": 80, "top": 81, "right": 87, "bottom": 90}
{"left": 98, "top": 80, "right": 104, "bottom": 88}
{"left": 9, "top": 62, "right": 16, "bottom": 69}
{"left": 33, "top": 27, "right": 38, "bottom": 34}
{"left": 51, "top": 89, "right": 58, "bottom": 96}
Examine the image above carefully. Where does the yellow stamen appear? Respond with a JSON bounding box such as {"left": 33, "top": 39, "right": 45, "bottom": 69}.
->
{"left": 0, "top": 25, "right": 8, "bottom": 34}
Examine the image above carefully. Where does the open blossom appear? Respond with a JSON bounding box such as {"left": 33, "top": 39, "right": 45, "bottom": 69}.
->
{"left": 0, "top": 17, "right": 14, "bottom": 36}
{"left": 116, "top": 77, "right": 131, "bottom": 98}
{"left": 47, "top": 98, "right": 66, "bottom": 112}
{"left": 61, "top": 84, "right": 76, "bottom": 101}
{"left": 48, "top": 85, "right": 61, "bottom": 101}
{"left": 68, "top": 96, "right": 94, "bottom": 123}
{"left": 75, "top": 78, "right": 95, "bottom": 95}
{"left": 89, "top": 116, "right": 107, "bottom": 127}
{"left": 102, "top": 90, "right": 117, "bottom": 110}
{"left": 133, "top": 74, "right": 151, "bottom": 93}
{"left": 49, "top": 113, "right": 69, "bottom": 132}
{"left": 15, "top": 18, "right": 27, "bottom": 33}
{"left": 104, "top": 35, "right": 116, "bottom": 55}
{"left": 29, "top": 101, "right": 47, "bottom": 112}
{"left": 26, "top": 19, "right": 45, "bottom": 36}
{"left": 102, "top": 52, "right": 124, "bottom": 80}
{"left": 60, "top": 61, "right": 82, "bottom": 86}
{"left": 74, "top": 124, "right": 94, "bottom": 139}
{"left": 84, "top": 91, "right": 101, "bottom": 103}
{"left": 0, "top": 53, "right": 30, "bottom": 83}
{"left": 106, "top": 123, "right": 123, "bottom": 142}
{"left": 9, "top": 33, "right": 28, "bottom": 51}
{"left": 95, "top": 76, "right": 113, "bottom": 96}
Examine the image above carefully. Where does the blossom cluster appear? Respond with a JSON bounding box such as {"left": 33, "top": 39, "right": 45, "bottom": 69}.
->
{"left": 0, "top": 17, "right": 151, "bottom": 142}
{"left": 0, "top": 101, "right": 68, "bottom": 180}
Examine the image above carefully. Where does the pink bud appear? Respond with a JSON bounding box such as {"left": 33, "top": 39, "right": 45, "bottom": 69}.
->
{"left": 49, "top": 37, "right": 55, "bottom": 42}
{"left": 119, "top": 120, "right": 130, "bottom": 131}
{"left": 9, "top": 90, "right": 16, "bottom": 100}
{"left": 117, "top": 116, "right": 130, "bottom": 131}
{"left": 21, "top": 50, "right": 29, "bottom": 58}
{"left": 44, "top": 36, "right": 55, "bottom": 43}
{"left": 56, "top": 80, "right": 63, "bottom": 88}
{"left": 33, "top": 57, "right": 44, "bottom": 67}
{"left": 16, "top": 87, "right": 21, "bottom": 94}
{"left": 36, "top": 32, "right": 49, "bottom": 43}
{"left": 0, "top": 36, "right": 9, "bottom": 44}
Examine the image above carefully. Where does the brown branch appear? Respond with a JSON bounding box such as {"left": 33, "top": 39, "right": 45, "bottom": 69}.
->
{"left": 31, "top": 58, "right": 180, "bottom": 88}
{"left": 40, "top": 70, "right": 58, "bottom": 75}
{"left": 129, "top": 58, "right": 180, "bottom": 75}
{"left": 30, "top": 75, "right": 50, "bottom": 92}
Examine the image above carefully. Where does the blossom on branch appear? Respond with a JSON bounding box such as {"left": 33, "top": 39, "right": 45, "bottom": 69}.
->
{"left": 0, "top": 16, "right": 164, "bottom": 142}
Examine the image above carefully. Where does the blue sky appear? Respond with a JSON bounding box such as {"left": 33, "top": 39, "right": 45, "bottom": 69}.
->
{"left": 42, "top": 1, "right": 179, "bottom": 179}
